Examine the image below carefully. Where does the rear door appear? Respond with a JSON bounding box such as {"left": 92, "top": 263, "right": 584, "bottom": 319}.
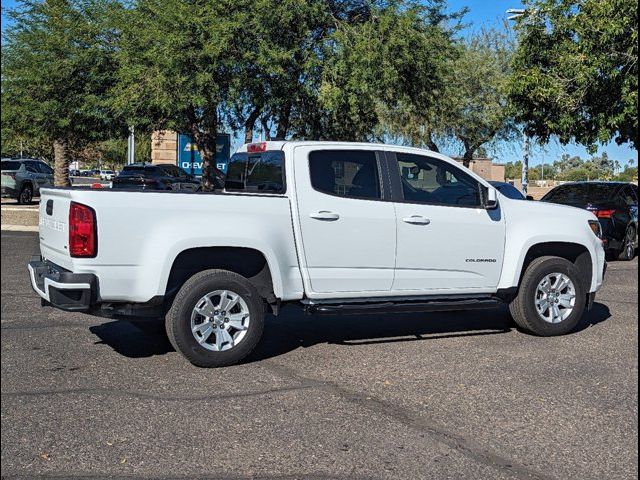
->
{"left": 388, "top": 151, "right": 506, "bottom": 292}
{"left": 293, "top": 146, "right": 396, "bottom": 294}
{"left": 36, "top": 162, "right": 54, "bottom": 187}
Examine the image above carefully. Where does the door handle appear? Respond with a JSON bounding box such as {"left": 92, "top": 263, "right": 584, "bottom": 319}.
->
{"left": 402, "top": 215, "right": 431, "bottom": 225}
{"left": 310, "top": 210, "right": 340, "bottom": 221}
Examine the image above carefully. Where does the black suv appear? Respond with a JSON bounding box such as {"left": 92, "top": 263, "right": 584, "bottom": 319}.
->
{"left": 541, "top": 181, "right": 638, "bottom": 261}
{"left": 112, "top": 163, "right": 201, "bottom": 191}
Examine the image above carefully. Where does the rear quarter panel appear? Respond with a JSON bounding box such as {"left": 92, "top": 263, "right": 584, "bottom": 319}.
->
{"left": 40, "top": 189, "right": 304, "bottom": 303}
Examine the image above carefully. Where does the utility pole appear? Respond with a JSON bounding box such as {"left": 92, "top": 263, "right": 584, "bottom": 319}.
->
{"left": 507, "top": 8, "right": 533, "bottom": 196}
{"left": 522, "top": 132, "right": 530, "bottom": 195}
{"left": 127, "top": 125, "right": 135, "bottom": 164}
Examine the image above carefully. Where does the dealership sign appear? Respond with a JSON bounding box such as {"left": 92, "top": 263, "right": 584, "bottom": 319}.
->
{"left": 178, "top": 133, "right": 231, "bottom": 176}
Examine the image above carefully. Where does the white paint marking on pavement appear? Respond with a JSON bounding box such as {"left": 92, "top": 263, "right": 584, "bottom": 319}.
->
{"left": 0, "top": 225, "right": 39, "bottom": 232}
{"left": 1, "top": 207, "right": 39, "bottom": 211}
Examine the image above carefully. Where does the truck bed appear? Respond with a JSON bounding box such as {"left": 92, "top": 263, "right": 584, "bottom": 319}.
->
{"left": 37, "top": 188, "right": 304, "bottom": 303}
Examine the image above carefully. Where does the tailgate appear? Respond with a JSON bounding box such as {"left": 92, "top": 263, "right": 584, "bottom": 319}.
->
{"left": 38, "top": 188, "right": 74, "bottom": 269}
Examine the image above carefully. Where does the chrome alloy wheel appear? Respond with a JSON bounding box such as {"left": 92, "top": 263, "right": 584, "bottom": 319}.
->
{"left": 624, "top": 228, "right": 635, "bottom": 259}
{"left": 190, "top": 290, "right": 250, "bottom": 351}
{"left": 534, "top": 273, "right": 576, "bottom": 324}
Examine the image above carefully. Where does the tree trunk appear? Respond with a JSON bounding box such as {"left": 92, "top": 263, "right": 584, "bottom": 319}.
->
{"left": 425, "top": 130, "right": 439, "bottom": 153}
{"left": 274, "top": 103, "right": 291, "bottom": 140}
{"left": 53, "top": 140, "right": 71, "bottom": 187}
{"left": 462, "top": 148, "right": 474, "bottom": 169}
{"left": 244, "top": 107, "right": 261, "bottom": 144}
{"left": 261, "top": 117, "right": 271, "bottom": 141}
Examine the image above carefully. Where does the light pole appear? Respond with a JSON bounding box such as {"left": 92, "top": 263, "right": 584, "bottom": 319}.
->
{"left": 127, "top": 125, "right": 135, "bottom": 165}
{"left": 522, "top": 132, "right": 530, "bottom": 195}
{"left": 507, "top": 8, "right": 532, "bottom": 195}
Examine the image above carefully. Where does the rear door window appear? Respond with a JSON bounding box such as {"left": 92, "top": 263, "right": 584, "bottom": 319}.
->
{"left": 36, "top": 162, "right": 54, "bottom": 174}
{"left": 225, "top": 151, "right": 285, "bottom": 193}
{"left": 620, "top": 185, "right": 638, "bottom": 206}
{"left": 1, "top": 161, "right": 22, "bottom": 171}
{"left": 24, "top": 161, "right": 40, "bottom": 173}
{"left": 309, "top": 150, "right": 381, "bottom": 200}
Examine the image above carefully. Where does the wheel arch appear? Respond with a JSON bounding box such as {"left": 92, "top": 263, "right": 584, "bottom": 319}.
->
{"left": 515, "top": 242, "right": 592, "bottom": 293}
{"left": 164, "top": 246, "right": 278, "bottom": 306}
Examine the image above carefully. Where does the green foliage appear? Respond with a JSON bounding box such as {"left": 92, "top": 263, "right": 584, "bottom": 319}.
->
{"left": 505, "top": 152, "right": 635, "bottom": 181}
{"left": 310, "top": 2, "right": 459, "bottom": 141}
{"left": 2, "top": 0, "right": 124, "bottom": 184}
{"left": 508, "top": 0, "right": 638, "bottom": 150}
{"left": 613, "top": 165, "right": 638, "bottom": 182}
{"left": 381, "top": 27, "right": 518, "bottom": 164}
{"left": 2, "top": 0, "right": 123, "bottom": 143}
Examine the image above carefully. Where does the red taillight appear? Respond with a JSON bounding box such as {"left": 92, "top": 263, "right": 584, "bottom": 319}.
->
{"left": 593, "top": 209, "right": 616, "bottom": 219}
{"left": 69, "top": 202, "right": 97, "bottom": 257}
{"left": 247, "top": 142, "right": 267, "bottom": 153}
{"left": 91, "top": 183, "right": 103, "bottom": 189}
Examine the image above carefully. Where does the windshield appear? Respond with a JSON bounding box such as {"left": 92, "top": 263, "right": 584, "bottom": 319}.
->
{"left": 542, "top": 183, "right": 619, "bottom": 204}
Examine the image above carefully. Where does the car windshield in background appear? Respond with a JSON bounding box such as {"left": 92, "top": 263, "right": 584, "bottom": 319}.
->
{"left": 542, "top": 183, "right": 619, "bottom": 204}
{"left": 1, "top": 161, "right": 22, "bottom": 171}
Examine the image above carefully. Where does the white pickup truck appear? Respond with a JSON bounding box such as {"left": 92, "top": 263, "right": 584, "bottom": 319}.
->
{"left": 29, "top": 141, "right": 607, "bottom": 367}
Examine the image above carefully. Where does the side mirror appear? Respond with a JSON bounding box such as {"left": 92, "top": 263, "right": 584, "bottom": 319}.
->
{"left": 485, "top": 187, "right": 498, "bottom": 210}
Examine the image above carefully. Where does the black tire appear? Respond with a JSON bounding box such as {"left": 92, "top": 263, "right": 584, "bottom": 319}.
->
{"left": 165, "top": 269, "right": 265, "bottom": 367}
{"left": 18, "top": 184, "right": 33, "bottom": 205}
{"left": 509, "top": 256, "right": 586, "bottom": 336}
{"left": 617, "top": 225, "right": 637, "bottom": 261}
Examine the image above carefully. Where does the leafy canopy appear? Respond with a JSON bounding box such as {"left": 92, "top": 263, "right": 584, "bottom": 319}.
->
{"left": 2, "top": 0, "right": 123, "bottom": 147}
{"left": 508, "top": 0, "right": 638, "bottom": 150}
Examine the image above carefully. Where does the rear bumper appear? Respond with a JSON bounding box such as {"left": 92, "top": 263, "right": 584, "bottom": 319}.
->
{"left": 28, "top": 256, "right": 98, "bottom": 312}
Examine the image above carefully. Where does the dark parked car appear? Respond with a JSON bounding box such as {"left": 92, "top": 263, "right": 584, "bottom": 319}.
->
{"left": 541, "top": 181, "right": 638, "bottom": 260}
{"left": 1, "top": 158, "right": 54, "bottom": 204}
{"left": 112, "top": 163, "right": 201, "bottom": 191}
{"left": 489, "top": 181, "right": 530, "bottom": 200}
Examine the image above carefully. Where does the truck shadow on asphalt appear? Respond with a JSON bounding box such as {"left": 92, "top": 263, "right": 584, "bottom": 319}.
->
{"left": 88, "top": 302, "right": 611, "bottom": 362}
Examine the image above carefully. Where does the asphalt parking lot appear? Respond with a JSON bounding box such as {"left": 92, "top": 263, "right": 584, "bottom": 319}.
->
{"left": 1, "top": 231, "right": 638, "bottom": 480}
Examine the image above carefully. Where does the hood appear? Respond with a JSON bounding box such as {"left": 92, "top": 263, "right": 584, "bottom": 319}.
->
{"left": 501, "top": 195, "right": 598, "bottom": 222}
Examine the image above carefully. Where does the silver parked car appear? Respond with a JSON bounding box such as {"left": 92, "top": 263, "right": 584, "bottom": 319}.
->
{"left": 1, "top": 158, "right": 54, "bottom": 204}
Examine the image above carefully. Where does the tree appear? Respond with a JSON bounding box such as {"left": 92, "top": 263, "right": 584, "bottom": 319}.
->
{"left": 508, "top": 0, "right": 638, "bottom": 150}
{"left": 308, "top": 2, "right": 459, "bottom": 142}
{"left": 381, "top": 27, "right": 518, "bottom": 167}
{"left": 113, "top": 0, "right": 254, "bottom": 189}
{"left": 2, "top": 0, "right": 123, "bottom": 186}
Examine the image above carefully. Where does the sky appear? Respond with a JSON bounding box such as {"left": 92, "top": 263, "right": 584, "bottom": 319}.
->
{"left": 1, "top": 0, "right": 637, "bottom": 167}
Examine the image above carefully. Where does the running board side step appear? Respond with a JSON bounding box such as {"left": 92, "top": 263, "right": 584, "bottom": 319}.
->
{"left": 303, "top": 298, "right": 502, "bottom": 315}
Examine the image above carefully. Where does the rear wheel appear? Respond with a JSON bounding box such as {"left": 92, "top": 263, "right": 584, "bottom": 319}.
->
{"left": 18, "top": 184, "right": 33, "bottom": 204}
{"left": 165, "top": 269, "right": 264, "bottom": 367}
{"left": 617, "top": 225, "right": 637, "bottom": 261}
{"left": 509, "top": 256, "right": 586, "bottom": 336}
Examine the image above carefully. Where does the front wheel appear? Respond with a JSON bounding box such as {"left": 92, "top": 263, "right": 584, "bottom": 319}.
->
{"left": 509, "top": 256, "right": 586, "bottom": 336}
{"left": 165, "top": 269, "right": 265, "bottom": 367}
{"left": 18, "top": 184, "right": 33, "bottom": 204}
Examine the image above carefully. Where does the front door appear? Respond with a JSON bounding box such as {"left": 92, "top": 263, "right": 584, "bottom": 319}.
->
{"left": 389, "top": 151, "right": 506, "bottom": 293}
{"left": 294, "top": 147, "right": 396, "bottom": 294}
